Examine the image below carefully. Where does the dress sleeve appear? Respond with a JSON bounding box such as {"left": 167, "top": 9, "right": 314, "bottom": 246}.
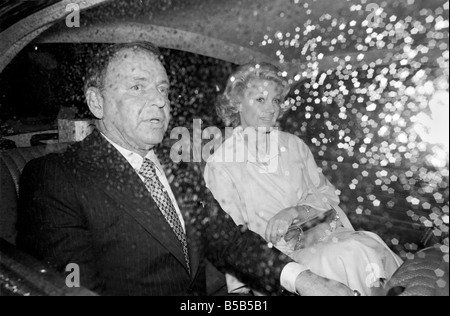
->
{"left": 197, "top": 188, "right": 294, "bottom": 295}
{"left": 203, "top": 162, "right": 247, "bottom": 226}
{"left": 297, "top": 138, "right": 341, "bottom": 211}
{"left": 203, "top": 162, "right": 297, "bottom": 295}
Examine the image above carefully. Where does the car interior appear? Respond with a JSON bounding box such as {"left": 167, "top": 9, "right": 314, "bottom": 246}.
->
{"left": 0, "top": 0, "right": 448, "bottom": 296}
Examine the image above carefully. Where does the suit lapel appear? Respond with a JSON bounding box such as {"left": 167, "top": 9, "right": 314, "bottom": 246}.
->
{"left": 74, "top": 130, "right": 189, "bottom": 273}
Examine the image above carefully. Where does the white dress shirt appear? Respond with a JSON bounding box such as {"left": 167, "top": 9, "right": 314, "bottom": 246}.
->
{"left": 102, "top": 133, "right": 303, "bottom": 294}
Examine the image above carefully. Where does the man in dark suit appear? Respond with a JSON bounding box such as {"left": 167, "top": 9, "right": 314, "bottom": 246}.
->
{"left": 16, "top": 42, "right": 352, "bottom": 296}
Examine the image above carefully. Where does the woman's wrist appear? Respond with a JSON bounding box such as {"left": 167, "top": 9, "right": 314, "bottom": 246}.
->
{"left": 295, "top": 205, "right": 318, "bottom": 221}
{"left": 285, "top": 207, "right": 301, "bottom": 221}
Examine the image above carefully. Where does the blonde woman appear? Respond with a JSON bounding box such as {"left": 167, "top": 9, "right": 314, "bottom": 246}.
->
{"left": 204, "top": 62, "right": 402, "bottom": 296}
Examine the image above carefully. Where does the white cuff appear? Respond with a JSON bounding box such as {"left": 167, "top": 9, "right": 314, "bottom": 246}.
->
{"left": 280, "top": 262, "right": 309, "bottom": 294}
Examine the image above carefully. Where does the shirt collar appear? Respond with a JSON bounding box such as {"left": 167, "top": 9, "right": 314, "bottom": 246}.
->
{"left": 100, "top": 133, "right": 164, "bottom": 174}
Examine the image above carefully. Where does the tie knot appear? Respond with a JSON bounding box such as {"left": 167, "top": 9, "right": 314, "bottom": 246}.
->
{"left": 139, "top": 158, "right": 157, "bottom": 178}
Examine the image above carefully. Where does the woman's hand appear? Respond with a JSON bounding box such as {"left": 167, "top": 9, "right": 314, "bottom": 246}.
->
{"left": 265, "top": 205, "right": 321, "bottom": 244}
{"left": 265, "top": 207, "right": 298, "bottom": 244}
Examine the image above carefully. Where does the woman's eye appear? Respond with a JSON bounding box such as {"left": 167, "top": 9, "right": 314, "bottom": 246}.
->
{"left": 273, "top": 99, "right": 281, "bottom": 105}
{"left": 256, "top": 97, "right": 265, "bottom": 103}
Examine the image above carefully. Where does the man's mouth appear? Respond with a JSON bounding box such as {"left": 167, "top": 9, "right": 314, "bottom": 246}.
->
{"left": 143, "top": 118, "right": 165, "bottom": 126}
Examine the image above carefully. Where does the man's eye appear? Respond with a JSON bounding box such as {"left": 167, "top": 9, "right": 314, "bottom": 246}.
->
{"left": 159, "top": 86, "right": 170, "bottom": 96}
{"left": 130, "top": 85, "right": 143, "bottom": 92}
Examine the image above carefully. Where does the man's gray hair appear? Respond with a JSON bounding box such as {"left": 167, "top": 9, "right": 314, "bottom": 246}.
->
{"left": 83, "top": 42, "right": 161, "bottom": 95}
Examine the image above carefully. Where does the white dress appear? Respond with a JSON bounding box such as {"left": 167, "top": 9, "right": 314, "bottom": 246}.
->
{"left": 204, "top": 127, "right": 403, "bottom": 296}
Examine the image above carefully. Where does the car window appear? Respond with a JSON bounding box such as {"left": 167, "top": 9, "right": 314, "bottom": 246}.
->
{"left": 0, "top": 0, "right": 448, "bottom": 261}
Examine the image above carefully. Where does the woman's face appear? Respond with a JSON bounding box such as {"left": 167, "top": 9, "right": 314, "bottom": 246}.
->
{"left": 239, "top": 79, "right": 283, "bottom": 130}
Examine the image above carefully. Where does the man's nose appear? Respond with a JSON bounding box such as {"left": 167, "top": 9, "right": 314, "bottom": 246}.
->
{"left": 147, "top": 88, "right": 166, "bottom": 108}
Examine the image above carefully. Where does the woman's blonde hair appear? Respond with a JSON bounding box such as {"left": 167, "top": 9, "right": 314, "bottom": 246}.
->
{"left": 217, "top": 62, "right": 291, "bottom": 127}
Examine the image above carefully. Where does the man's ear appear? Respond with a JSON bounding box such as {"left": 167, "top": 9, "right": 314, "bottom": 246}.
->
{"left": 85, "top": 87, "right": 104, "bottom": 119}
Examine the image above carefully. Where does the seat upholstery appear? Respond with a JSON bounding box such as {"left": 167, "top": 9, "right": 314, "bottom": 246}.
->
{"left": 0, "top": 144, "right": 68, "bottom": 244}
{"left": 386, "top": 246, "right": 449, "bottom": 296}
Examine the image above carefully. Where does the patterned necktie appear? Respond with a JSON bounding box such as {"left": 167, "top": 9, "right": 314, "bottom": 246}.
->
{"left": 139, "top": 158, "right": 190, "bottom": 274}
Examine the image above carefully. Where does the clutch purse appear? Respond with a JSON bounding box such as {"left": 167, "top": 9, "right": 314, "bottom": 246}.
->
{"left": 284, "top": 209, "right": 338, "bottom": 250}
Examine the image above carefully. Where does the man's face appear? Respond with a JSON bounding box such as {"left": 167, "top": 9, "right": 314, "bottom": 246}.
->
{"left": 100, "top": 49, "right": 171, "bottom": 152}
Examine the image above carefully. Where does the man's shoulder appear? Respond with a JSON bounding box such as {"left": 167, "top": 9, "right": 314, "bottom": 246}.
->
{"left": 23, "top": 142, "right": 84, "bottom": 177}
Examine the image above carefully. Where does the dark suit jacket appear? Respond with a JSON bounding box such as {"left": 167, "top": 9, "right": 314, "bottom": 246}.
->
{"left": 16, "top": 130, "right": 293, "bottom": 296}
